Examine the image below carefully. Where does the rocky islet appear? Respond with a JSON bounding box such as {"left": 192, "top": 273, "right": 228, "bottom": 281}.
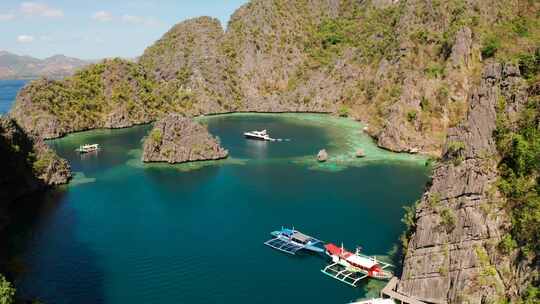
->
{"left": 142, "top": 113, "right": 228, "bottom": 164}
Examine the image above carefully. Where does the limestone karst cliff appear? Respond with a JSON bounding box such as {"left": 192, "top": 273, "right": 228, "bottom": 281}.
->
{"left": 13, "top": 0, "right": 529, "bottom": 155}
{"left": 0, "top": 116, "right": 71, "bottom": 227}
{"left": 10, "top": 58, "right": 186, "bottom": 139}
{"left": 139, "top": 17, "right": 242, "bottom": 115}
{"left": 398, "top": 63, "right": 538, "bottom": 303}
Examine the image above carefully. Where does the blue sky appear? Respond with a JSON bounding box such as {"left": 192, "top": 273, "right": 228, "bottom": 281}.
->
{"left": 0, "top": 1, "right": 249, "bottom": 59}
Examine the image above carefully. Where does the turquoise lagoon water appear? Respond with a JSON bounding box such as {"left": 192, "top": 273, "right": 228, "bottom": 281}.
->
{"left": 0, "top": 80, "right": 431, "bottom": 303}
{"left": 6, "top": 112, "right": 431, "bottom": 304}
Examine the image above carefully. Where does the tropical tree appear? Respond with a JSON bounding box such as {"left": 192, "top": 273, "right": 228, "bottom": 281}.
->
{"left": 0, "top": 274, "right": 15, "bottom": 304}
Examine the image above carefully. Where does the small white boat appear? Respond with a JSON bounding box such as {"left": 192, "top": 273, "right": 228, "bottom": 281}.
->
{"left": 243, "top": 129, "right": 275, "bottom": 141}
{"left": 76, "top": 144, "right": 100, "bottom": 153}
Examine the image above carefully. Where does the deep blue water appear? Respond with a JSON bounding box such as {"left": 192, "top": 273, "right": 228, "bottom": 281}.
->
{"left": 0, "top": 80, "right": 27, "bottom": 114}
{"left": 0, "top": 81, "right": 430, "bottom": 303}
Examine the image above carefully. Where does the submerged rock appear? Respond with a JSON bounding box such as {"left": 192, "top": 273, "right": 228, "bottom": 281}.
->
{"left": 142, "top": 114, "right": 228, "bottom": 164}
{"left": 317, "top": 149, "right": 328, "bottom": 162}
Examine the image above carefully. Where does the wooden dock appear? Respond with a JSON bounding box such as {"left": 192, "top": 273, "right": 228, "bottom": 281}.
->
{"left": 380, "top": 277, "right": 426, "bottom": 304}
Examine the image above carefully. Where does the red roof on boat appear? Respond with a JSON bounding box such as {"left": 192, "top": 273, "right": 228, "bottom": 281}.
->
{"left": 325, "top": 243, "right": 352, "bottom": 258}
{"left": 325, "top": 243, "right": 379, "bottom": 269}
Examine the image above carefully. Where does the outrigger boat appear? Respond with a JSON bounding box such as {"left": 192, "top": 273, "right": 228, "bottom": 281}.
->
{"left": 76, "top": 144, "right": 100, "bottom": 153}
{"left": 321, "top": 243, "right": 393, "bottom": 287}
{"left": 244, "top": 129, "right": 275, "bottom": 141}
{"left": 264, "top": 227, "right": 324, "bottom": 255}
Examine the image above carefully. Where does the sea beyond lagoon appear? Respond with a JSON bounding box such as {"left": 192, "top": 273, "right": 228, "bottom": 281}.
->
{"left": 1, "top": 80, "right": 430, "bottom": 303}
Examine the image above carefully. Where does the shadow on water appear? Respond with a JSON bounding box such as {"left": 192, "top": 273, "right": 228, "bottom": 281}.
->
{"left": 142, "top": 164, "right": 222, "bottom": 191}
{"left": 3, "top": 188, "right": 106, "bottom": 304}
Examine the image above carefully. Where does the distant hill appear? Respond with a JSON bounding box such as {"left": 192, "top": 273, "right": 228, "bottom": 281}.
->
{"left": 0, "top": 51, "right": 91, "bottom": 80}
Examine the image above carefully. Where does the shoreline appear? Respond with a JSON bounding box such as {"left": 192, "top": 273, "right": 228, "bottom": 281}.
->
{"left": 45, "top": 111, "right": 428, "bottom": 156}
{"left": 52, "top": 113, "right": 429, "bottom": 175}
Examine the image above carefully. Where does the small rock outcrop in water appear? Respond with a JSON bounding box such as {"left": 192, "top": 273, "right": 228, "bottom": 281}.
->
{"left": 317, "top": 149, "right": 328, "bottom": 162}
{"left": 0, "top": 116, "right": 71, "bottom": 227}
{"left": 142, "top": 114, "right": 228, "bottom": 164}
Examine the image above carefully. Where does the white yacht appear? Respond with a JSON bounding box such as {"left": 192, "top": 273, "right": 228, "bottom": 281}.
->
{"left": 244, "top": 130, "right": 274, "bottom": 141}
{"left": 76, "top": 144, "right": 100, "bottom": 153}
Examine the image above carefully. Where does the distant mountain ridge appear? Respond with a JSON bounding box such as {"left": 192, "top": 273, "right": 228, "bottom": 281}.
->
{"left": 0, "top": 51, "right": 91, "bottom": 80}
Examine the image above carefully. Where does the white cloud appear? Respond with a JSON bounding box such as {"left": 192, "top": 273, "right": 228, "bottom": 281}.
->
{"left": 20, "top": 2, "right": 63, "bottom": 18}
{"left": 17, "top": 35, "right": 35, "bottom": 43}
{"left": 0, "top": 13, "right": 16, "bottom": 21}
{"left": 92, "top": 11, "right": 112, "bottom": 22}
{"left": 121, "top": 14, "right": 160, "bottom": 26}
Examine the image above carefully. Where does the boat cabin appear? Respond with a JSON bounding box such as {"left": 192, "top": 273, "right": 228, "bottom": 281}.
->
{"left": 290, "top": 231, "right": 311, "bottom": 245}
{"left": 325, "top": 243, "right": 381, "bottom": 273}
{"left": 76, "top": 143, "right": 100, "bottom": 153}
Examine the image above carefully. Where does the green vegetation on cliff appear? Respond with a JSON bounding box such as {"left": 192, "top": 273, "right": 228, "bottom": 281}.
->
{"left": 11, "top": 58, "right": 190, "bottom": 138}
{"left": 497, "top": 100, "right": 539, "bottom": 252}
{"left": 495, "top": 67, "right": 539, "bottom": 303}
{"left": 306, "top": 2, "right": 402, "bottom": 66}
{"left": 139, "top": 17, "right": 241, "bottom": 114}
{"left": 0, "top": 274, "right": 15, "bottom": 304}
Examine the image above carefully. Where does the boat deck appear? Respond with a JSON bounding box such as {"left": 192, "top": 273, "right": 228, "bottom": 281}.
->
{"left": 264, "top": 237, "right": 305, "bottom": 254}
{"left": 264, "top": 229, "right": 323, "bottom": 255}
{"left": 321, "top": 256, "right": 394, "bottom": 287}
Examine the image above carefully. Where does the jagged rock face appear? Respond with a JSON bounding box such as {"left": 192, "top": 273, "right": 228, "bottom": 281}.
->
{"left": 139, "top": 17, "right": 241, "bottom": 115}
{"left": 142, "top": 114, "right": 228, "bottom": 164}
{"left": 225, "top": 0, "right": 341, "bottom": 112}
{"left": 374, "top": 24, "right": 475, "bottom": 155}
{"left": 397, "top": 63, "right": 529, "bottom": 304}
{"left": 0, "top": 116, "right": 71, "bottom": 206}
{"left": 450, "top": 27, "right": 473, "bottom": 69}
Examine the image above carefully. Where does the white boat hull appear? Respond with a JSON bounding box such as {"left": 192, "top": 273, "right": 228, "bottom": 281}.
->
{"left": 244, "top": 134, "right": 270, "bottom": 141}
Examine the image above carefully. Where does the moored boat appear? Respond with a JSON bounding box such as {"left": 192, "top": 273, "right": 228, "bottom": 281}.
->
{"left": 265, "top": 227, "right": 325, "bottom": 254}
{"left": 244, "top": 129, "right": 275, "bottom": 141}
{"left": 324, "top": 243, "right": 393, "bottom": 280}
{"left": 76, "top": 144, "right": 100, "bottom": 153}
